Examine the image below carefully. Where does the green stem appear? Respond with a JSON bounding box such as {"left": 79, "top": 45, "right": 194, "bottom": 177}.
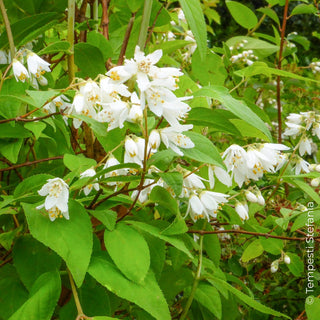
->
{"left": 180, "top": 235, "right": 203, "bottom": 320}
{"left": 137, "top": 0, "right": 153, "bottom": 49}
{"left": 67, "top": 269, "right": 84, "bottom": 316}
{"left": 93, "top": 0, "right": 99, "bottom": 31}
{"left": 0, "top": 0, "right": 15, "bottom": 59}
{"left": 67, "top": 0, "right": 75, "bottom": 83}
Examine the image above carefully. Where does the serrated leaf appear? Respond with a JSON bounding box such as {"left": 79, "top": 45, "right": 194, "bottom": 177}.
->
{"left": 194, "top": 86, "right": 272, "bottom": 141}
{"left": 211, "top": 276, "right": 291, "bottom": 318}
{"left": 149, "top": 186, "right": 179, "bottom": 215}
{"left": 291, "top": 4, "right": 317, "bottom": 16}
{"left": 74, "top": 42, "right": 106, "bottom": 78}
{"left": 104, "top": 223, "right": 150, "bottom": 283}
{"left": 13, "top": 235, "right": 61, "bottom": 290}
{"left": 14, "top": 174, "right": 54, "bottom": 199}
{"left": 260, "top": 237, "right": 283, "bottom": 255}
{"left": 23, "top": 200, "right": 93, "bottom": 287}
{"left": 157, "top": 172, "right": 183, "bottom": 197}
{"left": 8, "top": 271, "right": 61, "bottom": 320}
{"left": 183, "top": 131, "right": 225, "bottom": 166}
{"left": 128, "top": 220, "right": 193, "bottom": 258}
{"left": 89, "top": 252, "right": 171, "bottom": 320}
{"left": 26, "top": 90, "right": 59, "bottom": 108}
{"left": 179, "top": 0, "right": 207, "bottom": 61}
{"left": 241, "top": 239, "right": 263, "bottom": 262}
{"left": 195, "top": 283, "right": 222, "bottom": 319}
{"left": 37, "top": 41, "right": 70, "bottom": 55}
{"left": 226, "top": 1, "right": 258, "bottom": 29}
{"left": 89, "top": 209, "right": 117, "bottom": 231}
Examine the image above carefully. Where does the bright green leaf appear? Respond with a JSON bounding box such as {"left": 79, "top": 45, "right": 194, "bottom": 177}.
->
{"left": 241, "top": 239, "right": 264, "bottom": 262}
{"left": 226, "top": 1, "right": 258, "bottom": 29}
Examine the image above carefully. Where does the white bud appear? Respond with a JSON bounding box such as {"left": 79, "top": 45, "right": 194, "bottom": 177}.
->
{"left": 271, "top": 260, "right": 279, "bottom": 273}
{"left": 257, "top": 194, "right": 265, "bottom": 206}
{"left": 148, "top": 130, "right": 161, "bottom": 150}
{"left": 245, "top": 190, "right": 258, "bottom": 203}
{"left": 284, "top": 255, "right": 291, "bottom": 265}
{"left": 311, "top": 178, "right": 319, "bottom": 187}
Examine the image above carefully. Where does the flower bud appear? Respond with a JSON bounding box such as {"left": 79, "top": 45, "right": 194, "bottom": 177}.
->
{"left": 271, "top": 260, "right": 279, "bottom": 273}
{"left": 284, "top": 255, "right": 291, "bottom": 265}
{"left": 245, "top": 190, "right": 258, "bottom": 203}
{"left": 311, "top": 178, "right": 320, "bottom": 187}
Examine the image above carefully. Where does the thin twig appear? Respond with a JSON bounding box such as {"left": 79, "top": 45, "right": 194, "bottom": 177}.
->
{"left": 117, "top": 12, "right": 136, "bottom": 66}
{"left": 145, "top": 5, "right": 164, "bottom": 47}
{"left": 101, "top": 0, "right": 110, "bottom": 40}
{"left": 187, "top": 229, "right": 319, "bottom": 241}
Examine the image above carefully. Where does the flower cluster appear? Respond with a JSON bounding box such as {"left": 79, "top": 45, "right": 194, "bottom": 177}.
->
{"left": 12, "top": 50, "right": 51, "bottom": 88}
{"left": 37, "top": 178, "right": 69, "bottom": 221}
{"left": 310, "top": 61, "right": 320, "bottom": 74}
{"left": 222, "top": 143, "right": 289, "bottom": 188}
{"left": 229, "top": 40, "right": 258, "bottom": 66}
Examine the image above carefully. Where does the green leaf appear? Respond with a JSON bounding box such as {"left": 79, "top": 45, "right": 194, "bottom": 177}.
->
{"left": 24, "top": 122, "right": 46, "bottom": 139}
{"left": 73, "top": 114, "right": 108, "bottom": 136}
{"left": 226, "top": 1, "right": 258, "bottom": 29}
{"left": 37, "top": 41, "right": 71, "bottom": 55}
{"left": 160, "top": 213, "right": 188, "bottom": 236}
{"left": 234, "top": 61, "right": 319, "bottom": 83}
{"left": 285, "top": 252, "right": 304, "bottom": 277}
{"left": 13, "top": 235, "right": 61, "bottom": 290}
{"left": 149, "top": 186, "right": 179, "bottom": 215}
{"left": 0, "top": 139, "right": 23, "bottom": 163}
{"left": 0, "top": 13, "right": 62, "bottom": 49}
{"left": 8, "top": 271, "right": 61, "bottom": 320}
{"left": 104, "top": 223, "right": 150, "bottom": 283}
{"left": 203, "top": 232, "right": 221, "bottom": 267}
{"left": 241, "top": 239, "right": 264, "bottom": 262}
{"left": 230, "top": 119, "right": 270, "bottom": 141}
{"left": 211, "top": 276, "right": 291, "bottom": 318}
{"left": 195, "top": 283, "right": 222, "bottom": 319}
{"left": 126, "top": 0, "right": 144, "bottom": 13}
{"left": 187, "top": 108, "right": 240, "bottom": 135}
{"left": 157, "top": 172, "right": 183, "bottom": 197}
{"left": 26, "top": 90, "right": 59, "bottom": 108}
{"left": 291, "top": 210, "right": 320, "bottom": 232}
{"left": 0, "top": 123, "right": 32, "bottom": 138}
{"left": 23, "top": 200, "right": 93, "bottom": 287}
{"left": 129, "top": 221, "right": 193, "bottom": 258}
{"left": 153, "top": 40, "right": 194, "bottom": 55}
{"left": 14, "top": 174, "right": 54, "bottom": 199}
{"left": 284, "top": 178, "right": 320, "bottom": 205}
{"left": 226, "top": 36, "right": 278, "bottom": 57}
{"left": 194, "top": 86, "right": 272, "bottom": 141}
{"left": 0, "top": 265, "right": 28, "bottom": 319}
{"left": 93, "top": 317, "right": 119, "bottom": 320}
{"left": 260, "top": 237, "right": 283, "bottom": 255}
{"left": 89, "top": 209, "right": 117, "bottom": 231}
{"left": 183, "top": 131, "right": 225, "bottom": 166}
{"left": 88, "top": 253, "right": 171, "bottom": 320}
{"left": 87, "top": 31, "right": 113, "bottom": 60}
{"left": 257, "top": 7, "right": 280, "bottom": 25}
{"left": 179, "top": 0, "right": 207, "bottom": 61}
{"left": 63, "top": 153, "right": 96, "bottom": 175}
{"left": 306, "top": 297, "right": 320, "bottom": 320}
{"left": 291, "top": 4, "right": 317, "bottom": 16}
{"left": 74, "top": 42, "right": 106, "bottom": 78}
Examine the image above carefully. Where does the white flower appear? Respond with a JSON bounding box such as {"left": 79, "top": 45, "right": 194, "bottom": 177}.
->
{"left": 208, "top": 165, "right": 232, "bottom": 189}
{"left": 100, "top": 76, "right": 131, "bottom": 103}
{"left": 37, "top": 177, "right": 69, "bottom": 221}
{"left": 80, "top": 168, "right": 99, "bottom": 196}
{"left": 43, "top": 95, "right": 70, "bottom": 114}
{"left": 180, "top": 170, "right": 206, "bottom": 198}
{"left": 12, "top": 59, "right": 29, "bottom": 82}
{"left": 126, "top": 92, "right": 143, "bottom": 123}
{"left": 311, "top": 178, "right": 320, "bottom": 187}
{"left": 284, "top": 255, "right": 291, "bottom": 265}
{"left": 286, "top": 113, "right": 302, "bottom": 125}
{"left": 235, "top": 201, "right": 249, "bottom": 221}
{"left": 223, "top": 145, "right": 248, "bottom": 187}
{"left": 97, "top": 101, "right": 129, "bottom": 130}
{"left": 312, "top": 123, "right": 320, "bottom": 139}
{"left": 124, "top": 46, "right": 162, "bottom": 91}
{"left": 292, "top": 157, "right": 310, "bottom": 175}
{"left": 186, "top": 194, "right": 209, "bottom": 222}
{"left": 283, "top": 123, "right": 303, "bottom": 138}
{"left": 79, "top": 79, "right": 101, "bottom": 106}
{"left": 106, "top": 66, "right": 132, "bottom": 84}
{"left": 148, "top": 129, "right": 161, "bottom": 151}
{"left": 160, "top": 124, "right": 194, "bottom": 156}
{"left": 217, "top": 227, "right": 231, "bottom": 241}
{"left": 199, "top": 190, "right": 229, "bottom": 218}
{"left": 299, "top": 137, "right": 312, "bottom": 156}
{"left": 103, "top": 155, "right": 127, "bottom": 188}
{"left": 124, "top": 136, "right": 145, "bottom": 167}
{"left": 26, "top": 52, "right": 51, "bottom": 78}
{"left": 270, "top": 260, "right": 279, "bottom": 273}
